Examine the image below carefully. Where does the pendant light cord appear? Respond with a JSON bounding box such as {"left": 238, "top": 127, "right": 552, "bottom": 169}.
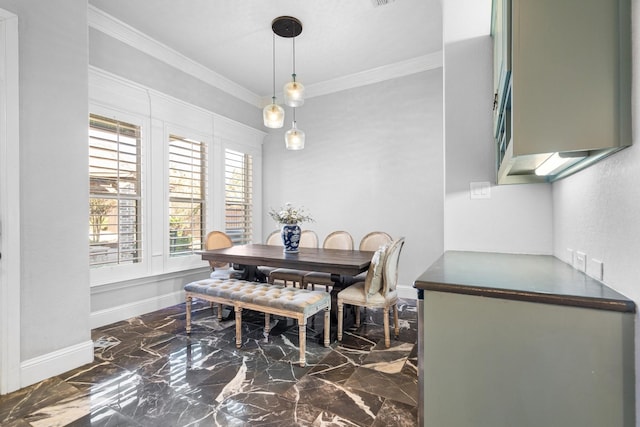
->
{"left": 272, "top": 33, "right": 276, "bottom": 101}
{"left": 292, "top": 36, "right": 296, "bottom": 81}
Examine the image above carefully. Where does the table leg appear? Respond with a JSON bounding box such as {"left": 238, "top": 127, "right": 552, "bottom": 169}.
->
{"left": 232, "top": 265, "right": 267, "bottom": 282}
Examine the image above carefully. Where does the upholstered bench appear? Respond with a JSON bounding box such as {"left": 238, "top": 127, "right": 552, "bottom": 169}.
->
{"left": 184, "top": 278, "right": 331, "bottom": 366}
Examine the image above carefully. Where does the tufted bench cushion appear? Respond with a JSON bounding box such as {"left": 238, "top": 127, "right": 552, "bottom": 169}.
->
{"left": 184, "top": 278, "right": 330, "bottom": 367}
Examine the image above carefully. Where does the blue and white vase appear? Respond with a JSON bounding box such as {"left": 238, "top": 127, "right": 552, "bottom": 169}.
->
{"left": 281, "top": 223, "right": 301, "bottom": 253}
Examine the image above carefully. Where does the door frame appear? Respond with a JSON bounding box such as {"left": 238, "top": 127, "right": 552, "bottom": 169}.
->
{"left": 0, "top": 9, "right": 20, "bottom": 394}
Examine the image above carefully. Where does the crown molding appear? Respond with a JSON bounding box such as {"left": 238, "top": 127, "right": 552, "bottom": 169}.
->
{"left": 89, "top": 6, "right": 442, "bottom": 108}
{"left": 88, "top": 5, "right": 262, "bottom": 107}
{"left": 305, "top": 51, "right": 443, "bottom": 99}
{"left": 260, "top": 51, "right": 443, "bottom": 105}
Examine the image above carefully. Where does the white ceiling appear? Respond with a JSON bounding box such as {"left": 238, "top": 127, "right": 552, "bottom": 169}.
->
{"left": 88, "top": 0, "right": 444, "bottom": 100}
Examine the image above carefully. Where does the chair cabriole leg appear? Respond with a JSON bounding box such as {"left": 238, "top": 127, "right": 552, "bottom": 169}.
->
{"left": 383, "top": 306, "right": 390, "bottom": 348}
{"left": 337, "top": 301, "right": 344, "bottom": 342}
{"left": 185, "top": 295, "right": 192, "bottom": 334}
{"left": 393, "top": 304, "right": 399, "bottom": 338}
{"left": 323, "top": 306, "right": 330, "bottom": 347}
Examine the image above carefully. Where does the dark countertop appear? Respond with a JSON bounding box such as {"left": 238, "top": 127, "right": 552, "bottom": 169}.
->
{"left": 414, "top": 251, "right": 635, "bottom": 313}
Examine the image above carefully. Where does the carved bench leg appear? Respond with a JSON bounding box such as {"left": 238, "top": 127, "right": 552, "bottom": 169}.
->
{"left": 217, "top": 303, "right": 223, "bottom": 321}
{"left": 264, "top": 313, "right": 271, "bottom": 339}
{"left": 235, "top": 306, "right": 242, "bottom": 348}
{"left": 186, "top": 295, "right": 192, "bottom": 334}
{"left": 299, "top": 318, "right": 306, "bottom": 367}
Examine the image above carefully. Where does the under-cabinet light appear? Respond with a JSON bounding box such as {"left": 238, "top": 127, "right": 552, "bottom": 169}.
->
{"left": 535, "top": 152, "right": 587, "bottom": 176}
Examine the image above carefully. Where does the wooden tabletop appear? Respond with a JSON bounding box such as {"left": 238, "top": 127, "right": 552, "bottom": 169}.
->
{"left": 199, "top": 244, "right": 374, "bottom": 276}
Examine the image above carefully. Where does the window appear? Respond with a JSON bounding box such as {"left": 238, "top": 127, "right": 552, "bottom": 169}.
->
{"left": 225, "top": 149, "right": 253, "bottom": 244}
{"left": 89, "top": 114, "right": 142, "bottom": 267}
{"left": 168, "top": 135, "right": 207, "bottom": 256}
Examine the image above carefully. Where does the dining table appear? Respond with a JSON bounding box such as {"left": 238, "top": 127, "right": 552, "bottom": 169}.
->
{"left": 198, "top": 243, "right": 374, "bottom": 282}
{"left": 198, "top": 243, "right": 375, "bottom": 339}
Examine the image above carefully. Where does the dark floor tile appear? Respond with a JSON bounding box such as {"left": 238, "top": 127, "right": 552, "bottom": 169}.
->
{"left": 307, "top": 346, "right": 368, "bottom": 384}
{"left": 0, "top": 298, "right": 419, "bottom": 427}
{"left": 371, "top": 399, "right": 418, "bottom": 427}
{"left": 63, "top": 405, "right": 142, "bottom": 427}
{"left": 0, "top": 377, "right": 82, "bottom": 424}
{"left": 216, "top": 390, "right": 300, "bottom": 425}
{"left": 346, "top": 366, "right": 418, "bottom": 407}
{"left": 283, "top": 375, "right": 384, "bottom": 426}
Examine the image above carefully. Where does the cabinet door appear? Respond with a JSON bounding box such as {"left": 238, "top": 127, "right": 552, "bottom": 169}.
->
{"left": 492, "top": 0, "right": 512, "bottom": 173}
{"left": 492, "top": 0, "right": 510, "bottom": 102}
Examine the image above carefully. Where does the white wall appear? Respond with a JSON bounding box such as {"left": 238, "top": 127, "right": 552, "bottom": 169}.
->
{"left": 552, "top": 0, "right": 640, "bottom": 415}
{"left": 443, "top": 7, "right": 553, "bottom": 255}
{"left": 0, "top": 0, "right": 94, "bottom": 387}
{"left": 262, "top": 70, "right": 444, "bottom": 292}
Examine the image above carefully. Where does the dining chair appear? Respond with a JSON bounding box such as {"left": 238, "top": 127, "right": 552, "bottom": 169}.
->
{"left": 205, "top": 231, "right": 234, "bottom": 278}
{"left": 302, "top": 231, "right": 354, "bottom": 291}
{"left": 359, "top": 231, "right": 393, "bottom": 252}
{"left": 337, "top": 237, "right": 405, "bottom": 348}
{"left": 257, "top": 230, "right": 282, "bottom": 280}
{"left": 268, "top": 230, "right": 319, "bottom": 288}
{"left": 351, "top": 231, "right": 393, "bottom": 282}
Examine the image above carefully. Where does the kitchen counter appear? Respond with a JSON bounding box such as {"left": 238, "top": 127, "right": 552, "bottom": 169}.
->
{"left": 414, "top": 251, "right": 635, "bottom": 427}
{"left": 414, "top": 251, "right": 635, "bottom": 313}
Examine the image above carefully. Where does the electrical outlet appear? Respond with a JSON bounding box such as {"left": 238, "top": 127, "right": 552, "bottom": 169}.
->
{"left": 574, "top": 251, "right": 587, "bottom": 273}
{"left": 590, "top": 259, "right": 604, "bottom": 281}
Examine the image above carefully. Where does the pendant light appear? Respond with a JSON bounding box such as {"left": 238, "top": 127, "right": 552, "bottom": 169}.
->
{"left": 283, "top": 35, "right": 305, "bottom": 107}
{"left": 271, "top": 16, "right": 304, "bottom": 107}
{"left": 263, "top": 33, "right": 284, "bottom": 128}
{"left": 271, "top": 16, "right": 306, "bottom": 150}
{"left": 285, "top": 107, "right": 305, "bottom": 150}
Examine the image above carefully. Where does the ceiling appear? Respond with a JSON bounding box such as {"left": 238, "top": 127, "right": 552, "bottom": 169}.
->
{"left": 88, "top": 0, "right": 444, "bottom": 101}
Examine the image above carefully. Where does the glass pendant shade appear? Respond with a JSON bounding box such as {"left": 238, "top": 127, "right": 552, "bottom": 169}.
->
{"left": 284, "top": 77, "right": 305, "bottom": 107}
{"left": 263, "top": 100, "right": 284, "bottom": 128}
{"left": 285, "top": 121, "right": 305, "bottom": 150}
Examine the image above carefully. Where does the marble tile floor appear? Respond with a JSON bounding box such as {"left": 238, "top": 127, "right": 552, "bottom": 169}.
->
{"left": 0, "top": 298, "right": 418, "bottom": 426}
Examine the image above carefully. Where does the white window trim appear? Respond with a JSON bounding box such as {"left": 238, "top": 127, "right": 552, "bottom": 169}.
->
{"left": 88, "top": 67, "right": 265, "bottom": 287}
{"left": 89, "top": 106, "right": 151, "bottom": 286}
{"left": 221, "top": 138, "right": 263, "bottom": 244}
{"left": 163, "top": 124, "right": 213, "bottom": 272}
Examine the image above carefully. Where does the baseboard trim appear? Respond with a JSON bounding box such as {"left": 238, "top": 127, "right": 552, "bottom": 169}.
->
{"left": 90, "top": 290, "right": 185, "bottom": 329}
{"left": 397, "top": 285, "right": 418, "bottom": 300}
{"left": 21, "top": 340, "right": 94, "bottom": 388}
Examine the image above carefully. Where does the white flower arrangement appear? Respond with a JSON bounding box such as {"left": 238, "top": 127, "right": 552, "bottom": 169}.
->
{"left": 268, "top": 203, "right": 314, "bottom": 225}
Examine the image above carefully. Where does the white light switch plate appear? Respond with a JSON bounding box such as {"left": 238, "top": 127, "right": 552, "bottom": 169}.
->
{"left": 470, "top": 182, "right": 491, "bottom": 199}
{"left": 574, "top": 251, "right": 587, "bottom": 273}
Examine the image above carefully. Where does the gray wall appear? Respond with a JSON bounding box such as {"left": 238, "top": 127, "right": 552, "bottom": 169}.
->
{"left": 443, "top": 35, "right": 553, "bottom": 254}
{"left": 262, "top": 69, "right": 444, "bottom": 290}
{"left": 0, "top": 0, "right": 91, "bottom": 362}
{"left": 551, "top": 0, "right": 640, "bottom": 413}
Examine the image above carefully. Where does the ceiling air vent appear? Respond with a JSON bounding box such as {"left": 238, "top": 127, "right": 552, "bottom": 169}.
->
{"left": 371, "top": 0, "right": 396, "bottom": 7}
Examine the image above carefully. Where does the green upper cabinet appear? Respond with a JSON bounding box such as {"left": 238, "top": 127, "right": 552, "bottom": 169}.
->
{"left": 492, "top": 0, "right": 631, "bottom": 184}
